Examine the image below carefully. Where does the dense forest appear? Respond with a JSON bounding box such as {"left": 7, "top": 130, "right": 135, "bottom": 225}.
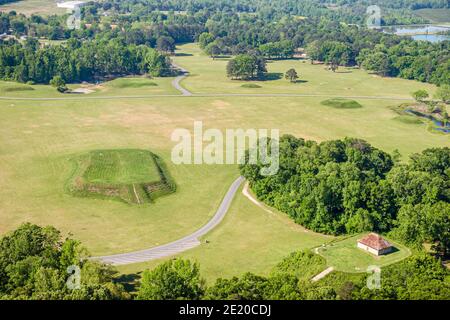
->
{"left": 240, "top": 136, "right": 450, "bottom": 255}
{"left": 2, "top": 224, "right": 449, "bottom": 300}
{"left": 0, "top": 223, "right": 129, "bottom": 300}
{"left": 0, "top": 37, "right": 172, "bottom": 83}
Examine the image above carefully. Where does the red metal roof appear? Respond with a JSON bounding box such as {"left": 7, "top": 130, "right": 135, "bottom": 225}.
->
{"left": 358, "top": 233, "right": 392, "bottom": 250}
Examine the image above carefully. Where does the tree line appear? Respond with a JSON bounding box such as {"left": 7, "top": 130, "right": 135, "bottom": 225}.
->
{"left": 3, "top": 224, "right": 448, "bottom": 300}
{"left": 0, "top": 37, "right": 172, "bottom": 84}
{"left": 240, "top": 136, "right": 450, "bottom": 256}
{"left": 1, "top": 3, "right": 448, "bottom": 86}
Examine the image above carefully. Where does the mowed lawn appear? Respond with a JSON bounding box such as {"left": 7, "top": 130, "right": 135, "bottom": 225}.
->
{"left": 81, "top": 149, "right": 161, "bottom": 184}
{"left": 117, "top": 185, "right": 332, "bottom": 283}
{"left": 0, "top": 0, "right": 66, "bottom": 16}
{"left": 173, "top": 43, "right": 437, "bottom": 98}
{"left": 0, "top": 43, "right": 448, "bottom": 277}
{"left": 0, "top": 76, "right": 178, "bottom": 98}
{"left": 317, "top": 234, "right": 411, "bottom": 273}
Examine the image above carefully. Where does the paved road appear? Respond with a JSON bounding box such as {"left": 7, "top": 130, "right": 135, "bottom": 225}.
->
{"left": 171, "top": 62, "right": 192, "bottom": 96}
{"left": 94, "top": 176, "right": 244, "bottom": 265}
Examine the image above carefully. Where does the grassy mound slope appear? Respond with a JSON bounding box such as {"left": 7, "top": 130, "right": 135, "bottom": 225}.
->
{"left": 67, "top": 149, "right": 175, "bottom": 204}
{"left": 321, "top": 98, "right": 363, "bottom": 109}
{"left": 241, "top": 83, "right": 262, "bottom": 88}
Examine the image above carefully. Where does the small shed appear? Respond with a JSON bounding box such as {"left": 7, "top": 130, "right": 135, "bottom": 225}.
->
{"left": 357, "top": 233, "right": 392, "bottom": 256}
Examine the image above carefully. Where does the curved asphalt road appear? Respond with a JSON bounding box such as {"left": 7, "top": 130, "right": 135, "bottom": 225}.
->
{"left": 171, "top": 62, "right": 192, "bottom": 96}
{"left": 95, "top": 176, "right": 244, "bottom": 265}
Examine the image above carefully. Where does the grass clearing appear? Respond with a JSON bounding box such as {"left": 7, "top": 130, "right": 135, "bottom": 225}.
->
{"left": 108, "top": 78, "right": 158, "bottom": 89}
{"left": 2, "top": 85, "right": 35, "bottom": 92}
{"left": 67, "top": 149, "right": 175, "bottom": 204}
{"left": 241, "top": 83, "right": 262, "bottom": 88}
{"left": 321, "top": 98, "right": 363, "bottom": 109}
{"left": 116, "top": 186, "right": 332, "bottom": 282}
{"left": 317, "top": 234, "right": 411, "bottom": 273}
{"left": 0, "top": 0, "right": 66, "bottom": 16}
{"left": 173, "top": 43, "right": 437, "bottom": 98}
{"left": 393, "top": 115, "right": 424, "bottom": 125}
{"left": 82, "top": 149, "right": 160, "bottom": 184}
{"left": 414, "top": 8, "right": 450, "bottom": 23}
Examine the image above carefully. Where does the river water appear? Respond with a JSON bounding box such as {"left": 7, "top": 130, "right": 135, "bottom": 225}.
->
{"left": 382, "top": 25, "right": 450, "bottom": 42}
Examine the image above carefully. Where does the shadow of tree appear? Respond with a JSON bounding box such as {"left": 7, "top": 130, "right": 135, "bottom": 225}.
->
{"left": 115, "top": 273, "right": 141, "bottom": 293}
{"left": 263, "top": 72, "right": 283, "bottom": 81}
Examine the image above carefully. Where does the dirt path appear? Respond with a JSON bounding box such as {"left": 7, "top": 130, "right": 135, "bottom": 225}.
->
{"left": 311, "top": 267, "right": 334, "bottom": 282}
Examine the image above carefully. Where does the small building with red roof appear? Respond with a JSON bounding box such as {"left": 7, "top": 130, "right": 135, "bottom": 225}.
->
{"left": 357, "top": 233, "right": 393, "bottom": 256}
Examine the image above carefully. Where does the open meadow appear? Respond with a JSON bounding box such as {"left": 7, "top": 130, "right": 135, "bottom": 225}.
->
{"left": 0, "top": 43, "right": 448, "bottom": 280}
{"left": 0, "top": 0, "right": 65, "bottom": 16}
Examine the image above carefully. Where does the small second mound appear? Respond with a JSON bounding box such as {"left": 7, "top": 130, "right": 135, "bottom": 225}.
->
{"left": 321, "top": 98, "right": 363, "bottom": 109}
{"left": 68, "top": 149, "right": 175, "bottom": 204}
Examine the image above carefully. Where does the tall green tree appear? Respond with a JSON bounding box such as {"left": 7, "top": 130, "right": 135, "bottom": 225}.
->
{"left": 137, "top": 259, "right": 205, "bottom": 300}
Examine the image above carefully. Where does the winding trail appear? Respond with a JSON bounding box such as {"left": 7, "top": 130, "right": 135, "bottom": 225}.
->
{"left": 171, "top": 62, "right": 192, "bottom": 96}
{"left": 94, "top": 176, "right": 244, "bottom": 265}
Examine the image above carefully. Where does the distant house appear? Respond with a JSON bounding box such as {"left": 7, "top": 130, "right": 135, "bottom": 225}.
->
{"left": 56, "top": 1, "right": 87, "bottom": 10}
{"left": 357, "top": 233, "right": 393, "bottom": 256}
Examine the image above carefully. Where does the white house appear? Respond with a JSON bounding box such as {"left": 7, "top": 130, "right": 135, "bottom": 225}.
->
{"left": 357, "top": 233, "right": 393, "bottom": 256}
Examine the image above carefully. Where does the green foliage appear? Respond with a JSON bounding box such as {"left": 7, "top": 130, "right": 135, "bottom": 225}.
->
{"left": 204, "top": 42, "right": 221, "bottom": 59}
{"left": 359, "top": 51, "right": 391, "bottom": 76}
{"left": 412, "top": 89, "right": 429, "bottom": 102}
{"left": 241, "top": 136, "right": 395, "bottom": 235}
{"left": 0, "top": 223, "right": 128, "bottom": 300}
{"left": 259, "top": 40, "right": 294, "bottom": 59}
{"left": 285, "top": 68, "right": 299, "bottom": 83}
{"left": 271, "top": 250, "right": 326, "bottom": 280}
{"left": 226, "top": 54, "right": 267, "bottom": 80}
{"left": 198, "top": 32, "right": 215, "bottom": 49}
{"left": 0, "top": 40, "right": 171, "bottom": 84}
{"left": 156, "top": 36, "right": 175, "bottom": 54}
{"left": 137, "top": 259, "right": 205, "bottom": 300}
{"left": 241, "top": 83, "right": 262, "bottom": 88}
{"left": 240, "top": 136, "right": 449, "bottom": 253}
{"left": 435, "top": 84, "right": 450, "bottom": 103}
{"left": 353, "top": 254, "right": 450, "bottom": 300}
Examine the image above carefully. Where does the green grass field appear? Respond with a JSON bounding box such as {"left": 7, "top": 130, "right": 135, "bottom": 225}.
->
{"left": 0, "top": 43, "right": 448, "bottom": 280}
{"left": 0, "top": 0, "right": 65, "bottom": 16}
{"left": 81, "top": 149, "right": 160, "bottom": 184}
{"left": 317, "top": 234, "right": 411, "bottom": 273}
{"left": 116, "top": 185, "right": 332, "bottom": 283}
{"left": 414, "top": 8, "right": 450, "bottom": 23}
{"left": 321, "top": 98, "right": 363, "bottom": 109}
{"left": 173, "top": 43, "right": 437, "bottom": 98}
{"left": 0, "top": 76, "right": 177, "bottom": 98}
{"left": 66, "top": 149, "right": 174, "bottom": 204}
